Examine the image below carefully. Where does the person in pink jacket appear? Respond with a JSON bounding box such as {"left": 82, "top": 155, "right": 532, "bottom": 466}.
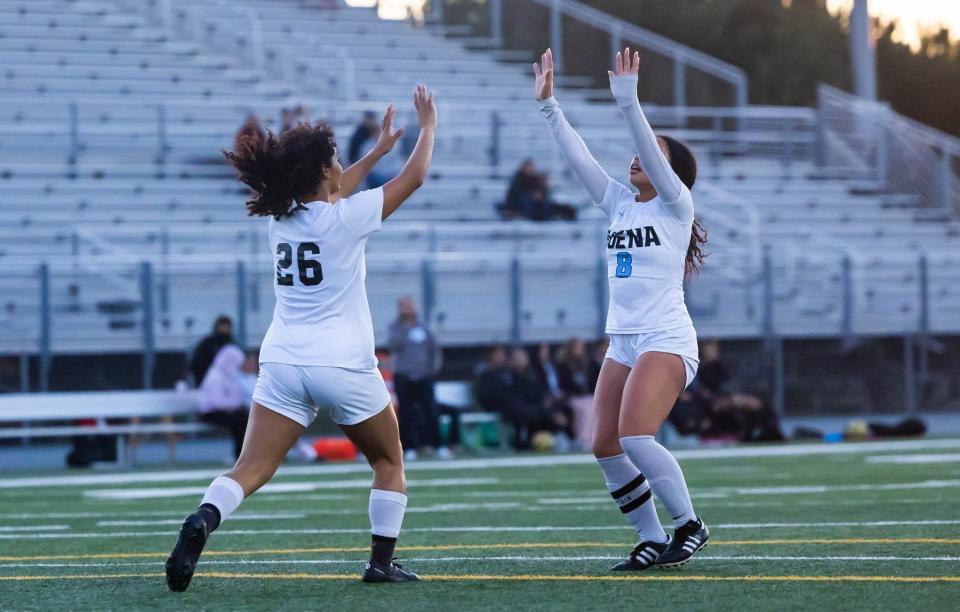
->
{"left": 199, "top": 344, "right": 250, "bottom": 459}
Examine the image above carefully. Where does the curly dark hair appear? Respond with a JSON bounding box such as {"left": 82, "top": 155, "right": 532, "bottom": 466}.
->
{"left": 224, "top": 121, "right": 337, "bottom": 220}
{"left": 661, "top": 135, "right": 708, "bottom": 277}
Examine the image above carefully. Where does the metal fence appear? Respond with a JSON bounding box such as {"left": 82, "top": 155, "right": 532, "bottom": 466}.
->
{"left": 818, "top": 84, "right": 960, "bottom": 214}
{"left": 2, "top": 244, "right": 958, "bottom": 395}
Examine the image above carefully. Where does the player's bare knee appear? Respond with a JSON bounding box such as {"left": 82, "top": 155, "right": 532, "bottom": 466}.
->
{"left": 619, "top": 422, "right": 658, "bottom": 438}
{"left": 592, "top": 435, "right": 623, "bottom": 459}
{"left": 372, "top": 452, "right": 403, "bottom": 475}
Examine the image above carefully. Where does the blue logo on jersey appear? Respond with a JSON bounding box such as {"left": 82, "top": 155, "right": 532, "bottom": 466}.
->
{"left": 615, "top": 252, "right": 633, "bottom": 278}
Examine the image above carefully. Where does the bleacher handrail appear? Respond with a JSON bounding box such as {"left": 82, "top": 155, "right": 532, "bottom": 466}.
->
{"left": 430, "top": 0, "right": 748, "bottom": 107}
{"left": 817, "top": 84, "right": 960, "bottom": 215}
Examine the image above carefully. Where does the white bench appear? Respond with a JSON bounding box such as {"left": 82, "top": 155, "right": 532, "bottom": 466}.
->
{"left": 0, "top": 389, "right": 214, "bottom": 465}
{"left": 434, "top": 381, "right": 508, "bottom": 449}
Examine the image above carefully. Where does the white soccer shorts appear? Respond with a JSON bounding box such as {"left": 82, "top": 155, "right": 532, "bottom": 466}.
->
{"left": 605, "top": 325, "right": 700, "bottom": 389}
{"left": 253, "top": 362, "right": 391, "bottom": 427}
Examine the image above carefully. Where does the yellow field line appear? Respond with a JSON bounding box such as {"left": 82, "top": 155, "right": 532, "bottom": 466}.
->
{"left": 2, "top": 538, "right": 958, "bottom": 563}
{"left": 1, "top": 572, "right": 959, "bottom": 584}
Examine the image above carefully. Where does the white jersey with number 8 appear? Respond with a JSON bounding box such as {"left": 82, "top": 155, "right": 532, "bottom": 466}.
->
{"left": 258, "top": 187, "right": 384, "bottom": 369}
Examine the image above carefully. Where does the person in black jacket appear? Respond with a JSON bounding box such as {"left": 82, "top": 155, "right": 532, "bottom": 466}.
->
{"left": 691, "top": 340, "right": 784, "bottom": 442}
{"left": 189, "top": 315, "right": 234, "bottom": 386}
{"left": 505, "top": 348, "right": 561, "bottom": 449}
{"left": 348, "top": 111, "right": 379, "bottom": 165}
{"left": 474, "top": 346, "right": 512, "bottom": 414}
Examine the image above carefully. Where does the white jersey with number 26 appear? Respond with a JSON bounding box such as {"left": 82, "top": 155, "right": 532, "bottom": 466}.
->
{"left": 258, "top": 187, "right": 384, "bottom": 369}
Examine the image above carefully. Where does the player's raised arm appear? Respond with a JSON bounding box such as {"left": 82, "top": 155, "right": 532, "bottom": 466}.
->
{"left": 608, "top": 48, "right": 690, "bottom": 220}
{"left": 535, "top": 48, "right": 611, "bottom": 205}
{"left": 381, "top": 84, "right": 437, "bottom": 221}
{"left": 337, "top": 104, "right": 404, "bottom": 200}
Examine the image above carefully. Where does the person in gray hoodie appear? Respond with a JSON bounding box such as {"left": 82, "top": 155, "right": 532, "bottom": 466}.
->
{"left": 388, "top": 296, "right": 450, "bottom": 460}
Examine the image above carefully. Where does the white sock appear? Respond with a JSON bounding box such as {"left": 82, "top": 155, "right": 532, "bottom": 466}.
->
{"left": 620, "top": 435, "right": 696, "bottom": 527}
{"left": 597, "top": 453, "right": 667, "bottom": 543}
{"left": 200, "top": 475, "right": 245, "bottom": 523}
{"left": 369, "top": 489, "right": 408, "bottom": 538}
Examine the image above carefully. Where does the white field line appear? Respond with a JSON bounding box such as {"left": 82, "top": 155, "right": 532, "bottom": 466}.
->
{"left": 0, "top": 525, "right": 69, "bottom": 532}
{"left": 0, "top": 496, "right": 940, "bottom": 523}
{"left": 714, "top": 479, "right": 960, "bottom": 495}
{"left": 865, "top": 453, "right": 960, "bottom": 464}
{"left": 4, "top": 438, "right": 960, "bottom": 489}
{"left": 77, "top": 476, "right": 960, "bottom": 503}
{"left": 0, "top": 510, "right": 312, "bottom": 521}
{"left": 3, "top": 519, "right": 960, "bottom": 540}
{"left": 537, "top": 479, "right": 960, "bottom": 506}
{"left": 94, "top": 503, "right": 524, "bottom": 526}
{"left": 3, "top": 554, "right": 960, "bottom": 570}
{"left": 83, "top": 478, "right": 498, "bottom": 500}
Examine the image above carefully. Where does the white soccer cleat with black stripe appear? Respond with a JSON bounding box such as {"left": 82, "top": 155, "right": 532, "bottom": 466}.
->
{"left": 610, "top": 538, "right": 671, "bottom": 571}
{"left": 654, "top": 517, "right": 709, "bottom": 568}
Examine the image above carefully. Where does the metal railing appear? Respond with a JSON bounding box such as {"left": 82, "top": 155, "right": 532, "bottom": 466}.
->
{"left": 818, "top": 84, "right": 960, "bottom": 215}
{"left": 0, "top": 97, "right": 816, "bottom": 172}
{"left": 3, "top": 245, "right": 959, "bottom": 378}
{"left": 435, "top": 0, "right": 748, "bottom": 107}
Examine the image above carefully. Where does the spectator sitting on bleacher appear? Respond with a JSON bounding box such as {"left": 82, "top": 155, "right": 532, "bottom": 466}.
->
{"left": 556, "top": 338, "right": 593, "bottom": 397}
{"left": 556, "top": 337, "right": 594, "bottom": 448}
{"left": 473, "top": 346, "right": 562, "bottom": 450}
{"left": 349, "top": 111, "right": 403, "bottom": 190}
{"left": 189, "top": 315, "right": 234, "bottom": 386}
{"left": 474, "top": 345, "right": 513, "bottom": 423}
{"left": 498, "top": 160, "right": 576, "bottom": 221}
{"left": 692, "top": 340, "right": 785, "bottom": 442}
{"left": 198, "top": 344, "right": 250, "bottom": 460}
{"left": 532, "top": 343, "right": 576, "bottom": 450}
{"left": 349, "top": 111, "right": 380, "bottom": 165}
{"left": 587, "top": 336, "right": 609, "bottom": 392}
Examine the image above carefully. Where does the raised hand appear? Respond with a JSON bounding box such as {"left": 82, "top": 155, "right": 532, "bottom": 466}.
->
{"left": 413, "top": 83, "right": 437, "bottom": 129}
{"left": 533, "top": 48, "right": 555, "bottom": 101}
{"left": 373, "top": 104, "right": 404, "bottom": 156}
{"left": 608, "top": 46, "right": 640, "bottom": 107}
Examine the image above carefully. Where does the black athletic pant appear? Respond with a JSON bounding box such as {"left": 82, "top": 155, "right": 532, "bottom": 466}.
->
{"left": 395, "top": 375, "right": 441, "bottom": 451}
{"left": 200, "top": 408, "right": 249, "bottom": 459}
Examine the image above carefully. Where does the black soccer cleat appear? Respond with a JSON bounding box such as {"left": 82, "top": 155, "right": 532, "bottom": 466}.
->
{"left": 362, "top": 559, "right": 420, "bottom": 583}
{"left": 165, "top": 512, "right": 211, "bottom": 592}
{"left": 611, "top": 537, "right": 671, "bottom": 571}
{"left": 654, "top": 517, "right": 709, "bottom": 568}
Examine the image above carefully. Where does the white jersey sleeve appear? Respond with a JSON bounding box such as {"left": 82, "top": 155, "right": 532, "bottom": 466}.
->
{"left": 337, "top": 187, "right": 384, "bottom": 238}
{"left": 659, "top": 183, "right": 694, "bottom": 225}
{"left": 609, "top": 73, "right": 693, "bottom": 225}
{"left": 538, "top": 96, "right": 612, "bottom": 212}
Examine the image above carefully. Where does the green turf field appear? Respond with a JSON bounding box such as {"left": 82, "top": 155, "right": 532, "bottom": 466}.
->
{"left": 1, "top": 439, "right": 959, "bottom": 611}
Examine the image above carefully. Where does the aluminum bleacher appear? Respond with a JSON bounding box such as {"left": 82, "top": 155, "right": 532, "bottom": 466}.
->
{"left": 0, "top": 0, "right": 958, "bottom": 362}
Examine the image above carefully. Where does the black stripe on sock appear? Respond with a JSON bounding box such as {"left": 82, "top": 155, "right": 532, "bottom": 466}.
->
{"left": 609, "top": 474, "right": 647, "bottom": 500}
{"left": 619, "top": 487, "right": 652, "bottom": 514}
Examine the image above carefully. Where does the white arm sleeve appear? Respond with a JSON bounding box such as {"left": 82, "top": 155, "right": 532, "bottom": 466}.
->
{"left": 609, "top": 74, "right": 692, "bottom": 223}
{"left": 538, "top": 96, "right": 611, "bottom": 206}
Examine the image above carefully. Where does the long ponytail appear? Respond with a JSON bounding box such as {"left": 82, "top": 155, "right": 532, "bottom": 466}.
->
{"left": 661, "top": 135, "right": 708, "bottom": 277}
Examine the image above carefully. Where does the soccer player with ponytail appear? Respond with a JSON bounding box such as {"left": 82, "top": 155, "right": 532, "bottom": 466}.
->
{"left": 535, "top": 48, "right": 709, "bottom": 570}
{"left": 165, "top": 85, "right": 437, "bottom": 590}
